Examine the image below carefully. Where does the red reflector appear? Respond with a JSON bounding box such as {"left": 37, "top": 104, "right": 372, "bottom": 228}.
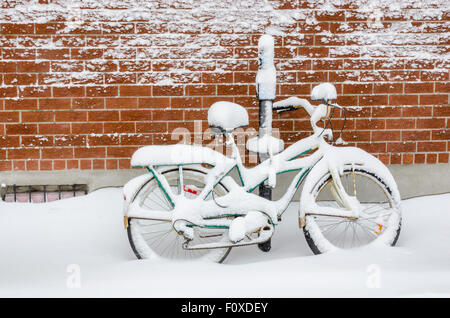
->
{"left": 183, "top": 185, "right": 199, "bottom": 195}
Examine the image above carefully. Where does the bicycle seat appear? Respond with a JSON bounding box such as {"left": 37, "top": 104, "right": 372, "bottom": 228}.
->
{"left": 208, "top": 101, "right": 249, "bottom": 133}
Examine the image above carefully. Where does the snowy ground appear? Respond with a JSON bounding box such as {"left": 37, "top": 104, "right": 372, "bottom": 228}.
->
{"left": 0, "top": 188, "right": 449, "bottom": 298}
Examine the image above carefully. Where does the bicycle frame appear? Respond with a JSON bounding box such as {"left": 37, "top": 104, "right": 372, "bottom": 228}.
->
{"left": 125, "top": 127, "right": 361, "bottom": 235}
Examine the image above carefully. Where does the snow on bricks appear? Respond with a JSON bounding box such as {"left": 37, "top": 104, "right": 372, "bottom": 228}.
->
{"left": 0, "top": 0, "right": 449, "bottom": 171}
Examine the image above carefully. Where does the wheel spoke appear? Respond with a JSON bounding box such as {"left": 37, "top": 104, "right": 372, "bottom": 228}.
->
{"left": 308, "top": 169, "right": 398, "bottom": 251}
{"left": 128, "top": 169, "right": 230, "bottom": 262}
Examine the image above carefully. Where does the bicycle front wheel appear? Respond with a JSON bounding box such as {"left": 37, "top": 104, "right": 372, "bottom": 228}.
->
{"left": 303, "top": 164, "right": 402, "bottom": 254}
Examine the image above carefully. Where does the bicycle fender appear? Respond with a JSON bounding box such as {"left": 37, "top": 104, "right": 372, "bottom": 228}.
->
{"left": 298, "top": 144, "right": 394, "bottom": 225}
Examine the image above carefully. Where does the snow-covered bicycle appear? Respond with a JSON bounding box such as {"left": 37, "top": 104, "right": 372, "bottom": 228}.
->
{"left": 122, "top": 83, "right": 402, "bottom": 263}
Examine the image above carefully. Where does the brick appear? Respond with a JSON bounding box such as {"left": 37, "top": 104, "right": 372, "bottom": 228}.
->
{"left": 433, "top": 106, "right": 450, "bottom": 117}
{"left": 37, "top": 49, "right": 70, "bottom": 60}
{"left": 39, "top": 123, "right": 70, "bottom": 135}
{"left": 17, "top": 61, "right": 49, "bottom": 72}
{"left": 42, "top": 148, "right": 73, "bottom": 159}
{"left": 171, "top": 97, "right": 202, "bottom": 109}
{"left": 6, "top": 124, "right": 37, "bottom": 135}
{"left": 75, "top": 147, "right": 106, "bottom": 159}
{"left": 8, "top": 148, "right": 40, "bottom": 160}
{"left": 88, "top": 111, "right": 119, "bottom": 122}
{"left": 72, "top": 123, "right": 102, "bottom": 134}
{"left": 86, "top": 86, "right": 118, "bottom": 97}
{"left": 426, "top": 153, "right": 437, "bottom": 164}
{"left": 1, "top": 23, "right": 34, "bottom": 34}
{"left": 402, "top": 153, "right": 414, "bottom": 165}
{"left": 138, "top": 97, "right": 170, "bottom": 108}
{"left": 54, "top": 135, "right": 86, "bottom": 147}
{"left": 120, "top": 85, "right": 151, "bottom": 97}
{"left": 105, "top": 98, "right": 137, "bottom": 109}
{"left": 80, "top": 160, "right": 92, "bottom": 170}
{"left": 432, "top": 129, "right": 450, "bottom": 140}
{"left": 71, "top": 48, "right": 103, "bottom": 60}
{"left": 22, "top": 111, "right": 54, "bottom": 122}
{"left": 4, "top": 74, "right": 36, "bottom": 86}
{"left": 418, "top": 141, "right": 446, "bottom": 152}
{"left": 372, "top": 130, "right": 401, "bottom": 141}
{"left": 19, "top": 87, "right": 51, "bottom": 98}
{"left": 343, "top": 84, "right": 372, "bottom": 95}
{"left": 202, "top": 72, "right": 233, "bottom": 84}
{"left": 389, "top": 95, "right": 418, "bottom": 106}
{"left": 403, "top": 106, "right": 432, "bottom": 117}
{"left": 417, "top": 118, "right": 446, "bottom": 129}
{"left": 55, "top": 111, "right": 87, "bottom": 122}
{"left": 0, "top": 86, "right": 17, "bottom": 98}
{"left": 390, "top": 154, "right": 401, "bottom": 164}
{"left": 355, "top": 119, "right": 385, "bottom": 130}
{"left": 67, "top": 160, "right": 79, "bottom": 170}
{"left": 414, "top": 153, "right": 426, "bottom": 164}
{"left": 360, "top": 95, "right": 388, "bottom": 106}
{"left": 3, "top": 48, "right": 35, "bottom": 60}
{"left": 435, "top": 82, "right": 450, "bottom": 93}
{"left": 0, "top": 136, "right": 20, "bottom": 148}
{"left": 107, "top": 147, "right": 138, "bottom": 158}
{"left": 152, "top": 109, "right": 184, "bottom": 121}
{"left": 372, "top": 107, "right": 402, "bottom": 117}
{"left": 53, "top": 86, "right": 85, "bottom": 97}
{"left": 53, "top": 160, "right": 66, "bottom": 170}
{"left": 374, "top": 83, "right": 403, "bottom": 94}
{"left": 420, "top": 95, "right": 448, "bottom": 105}
{"left": 280, "top": 84, "right": 310, "bottom": 95}
{"left": 405, "top": 83, "right": 434, "bottom": 93}
{"left": 152, "top": 85, "right": 183, "bottom": 96}
{"left": 120, "top": 110, "right": 152, "bottom": 121}
{"left": 104, "top": 122, "right": 135, "bottom": 133}
{"left": 121, "top": 134, "right": 153, "bottom": 145}
{"left": 88, "top": 134, "right": 120, "bottom": 146}
{"left": 402, "top": 130, "right": 430, "bottom": 141}
{"left": 0, "top": 61, "right": 16, "bottom": 72}
{"left": 438, "top": 153, "right": 449, "bottom": 164}
{"left": 217, "top": 84, "right": 248, "bottom": 95}
{"left": 72, "top": 98, "right": 104, "bottom": 109}
{"left": 386, "top": 118, "right": 415, "bottom": 129}
{"left": 186, "top": 85, "right": 216, "bottom": 96}
{"left": 387, "top": 142, "right": 416, "bottom": 153}
{"left": 0, "top": 112, "right": 19, "bottom": 123}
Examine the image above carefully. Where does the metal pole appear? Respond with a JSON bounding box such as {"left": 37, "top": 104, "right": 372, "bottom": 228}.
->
{"left": 256, "top": 34, "right": 276, "bottom": 252}
{"left": 256, "top": 34, "right": 276, "bottom": 200}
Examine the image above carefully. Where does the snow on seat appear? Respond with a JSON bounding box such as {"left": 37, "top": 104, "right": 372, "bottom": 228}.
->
{"left": 208, "top": 101, "right": 249, "bottom": 132}
{"left": 131, "top": 144, "right": 230, "bottom": 167}
{"left": 246, "top": 135, "right": 284, "bottom": 155}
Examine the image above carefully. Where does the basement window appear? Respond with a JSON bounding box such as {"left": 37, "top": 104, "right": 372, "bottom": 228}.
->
{"left": 1, "top": 184, "right": 88, "bottom": 203}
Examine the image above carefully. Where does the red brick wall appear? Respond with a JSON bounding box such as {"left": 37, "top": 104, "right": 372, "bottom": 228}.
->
{"left": 0, "top": 0, "right": 448, "bottom": 171}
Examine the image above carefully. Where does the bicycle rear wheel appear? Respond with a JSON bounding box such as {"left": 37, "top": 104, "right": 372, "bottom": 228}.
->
{"left": 127, "top": 167, "right": 231, "bottom": 263}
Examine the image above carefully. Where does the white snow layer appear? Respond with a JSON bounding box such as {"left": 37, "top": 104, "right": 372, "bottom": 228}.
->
{"left": 1, "top": 189, "right": 450, "bottom": 297}
{"left": 207, "top": 101, "right": 249, "bottom": 132}
{"left": 131, "top": 144, "right": 230, "bottom": 167}
{"left": 246, "top": 135, "right": 285, "bottom": 155}
{"left": 256, "top": 35, "right": 277, "bottom": 100}
{"left": 311, "top": 83, "right": 337, "bottom": 101}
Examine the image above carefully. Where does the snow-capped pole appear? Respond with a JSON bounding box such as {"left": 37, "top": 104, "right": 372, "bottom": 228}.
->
{"left": 256, "top": 34, "right": 277, "bottom": 252}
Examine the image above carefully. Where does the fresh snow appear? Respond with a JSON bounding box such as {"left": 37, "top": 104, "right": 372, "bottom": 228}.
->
{"left": 256, "top": 34, "right": 277, "bottom": 100}
{"left": 1, "top": 188, "right": 450, "bottom": 297}
{"left": 207, "top": 101, "right": 249, "bottom": 132}
{"left": 311, "top": 83, "right": 337, "bottom": 102}
{"left": 246, "top": 135, "right": 285, "bottom": 155}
